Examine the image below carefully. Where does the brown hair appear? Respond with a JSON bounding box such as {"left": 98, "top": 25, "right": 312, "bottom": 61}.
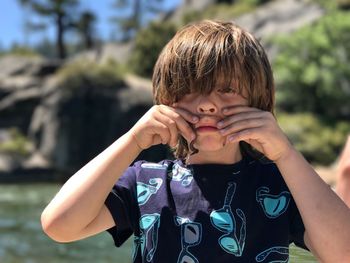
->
{"left": 152, "top": 20, "right": 275, "bottom": 159}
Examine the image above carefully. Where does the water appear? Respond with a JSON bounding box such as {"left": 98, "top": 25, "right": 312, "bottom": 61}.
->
{"left": 0, "top": 184, "right": 317, "bottom": 263}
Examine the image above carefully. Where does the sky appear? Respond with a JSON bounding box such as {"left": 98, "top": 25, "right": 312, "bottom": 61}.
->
{"left": 0, "top": 0, "right": 180, "bottom": 50}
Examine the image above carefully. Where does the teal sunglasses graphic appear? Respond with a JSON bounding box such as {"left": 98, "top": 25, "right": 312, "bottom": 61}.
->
{"left": 255, "top": 246, "right": 289, "bottom": 263}
{"left": 256, "top": 187, "right": 291, "bottom": 219}
{"left": 133, "top": 213, "right": 161, "bottom": 262}
{"left": 137, "top": 178, "right": 163, "bottom": 206}
{"left": 210, "top": 182, "right": 246, "bottom": 256}
{"left": 175, "top": 217, "right": 202, "bottom": 263}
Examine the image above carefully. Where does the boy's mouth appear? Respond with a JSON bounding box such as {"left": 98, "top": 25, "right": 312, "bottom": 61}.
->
{"left": 194, "top": 116, "right": 221, "bottom": 132}
{"left": 195, "top": 125, "right": 218, "bottom": 133}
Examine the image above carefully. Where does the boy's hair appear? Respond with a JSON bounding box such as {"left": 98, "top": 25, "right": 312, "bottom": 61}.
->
{"left": 152, "top": 20, "right": 275, "bottom": 160}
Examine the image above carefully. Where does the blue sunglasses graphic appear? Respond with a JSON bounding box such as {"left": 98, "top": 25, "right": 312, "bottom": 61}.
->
{"left": 133, "top": 213, "right": 161, "bottom": 262}
{"left": 175, "top": 217, "right": 202, "bottom": 263}
{"left": 137, "top": 178, "right": 163, "bottom": 206}
{"left": 256, "top": 187, "right": 291, "bottom": 219}
{"left": 210, "top": 182, "right": 246, "bottom": 256}
{"left": 255, "top": 246, "right": 289, "bottom": 263}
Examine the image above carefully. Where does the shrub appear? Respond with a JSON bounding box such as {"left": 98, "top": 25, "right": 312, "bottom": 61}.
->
{"left": 273, "top": 11, "right": 350, "bottom": 121}
{"left": 129, "top": 21, "right": 177, "bottom": 78}
{"left": 0, "top": 128, "right": 33, "bottom": 156}
{"left": 0, "top": 46, "right": 40, "bottom": 58}
{"left": 277, "top": 112, "right": 350, "bottom": 165}
{"left": 57, "top": 59, "right": 125, "bottom": 96}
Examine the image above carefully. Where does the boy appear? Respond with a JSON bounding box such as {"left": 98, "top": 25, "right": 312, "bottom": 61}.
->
{"left": 41, "top": 20, "right": 350, "bottom": 262}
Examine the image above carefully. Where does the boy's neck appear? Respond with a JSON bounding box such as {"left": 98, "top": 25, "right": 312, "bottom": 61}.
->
{"left": 186, "top": 143, "right": 242, "bottom": 165}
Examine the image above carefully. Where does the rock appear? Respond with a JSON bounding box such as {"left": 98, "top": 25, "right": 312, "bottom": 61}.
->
{"left": 0, "top": 55, "right": 44, "bottom": 79}
{"left": 235, "top": 0, "right": 324, "bottom": 38}
{"left": 0, "top": 55, "right": 62, "bottom": 133}
{"left": 27, "top": 71, "right": 157, "bottom": 174}
{"left": 0, "top": 152, "right": 25, "bottom": 172}
{"left": 69, "top": 42, "right": 134, "bottom": 65}
{"left": 233, "top": 0, "right": 325, "bottom": 59}
{"left": 22, "top": 151, "right": 50, "bottom": 169}
{"left": 163, "top": 0, "right": 214, "bottom": 22}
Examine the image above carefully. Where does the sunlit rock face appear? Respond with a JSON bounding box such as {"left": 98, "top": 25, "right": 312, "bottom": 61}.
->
{"left": 0, "top": 56, "right": 168, "bottom": 181}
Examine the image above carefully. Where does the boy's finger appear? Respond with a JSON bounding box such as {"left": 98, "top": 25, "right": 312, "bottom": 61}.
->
{"left": 154, "top": 121, "right": 172, "bottom": 145}
{"left": 217, "top": 111, "right": 265, "bottom": 129}
{"left": 221, "top": 105, "right": 259, "bottom": 116}
{"left": 155, "top": 114, "right": 179, "bottom": 147}
{"left": 160, "top": 106, "right": 197, "bottom": 141}
{"left": 219, "top": 118, "right": 264, "bottom": 136}
{"left": 172, "top": 107, "right": 199, "bottom": 124}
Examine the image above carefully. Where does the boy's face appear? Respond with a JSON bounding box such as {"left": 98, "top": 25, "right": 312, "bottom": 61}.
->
{"left": 174, "top": 85, "right": 248, "bottom": 153}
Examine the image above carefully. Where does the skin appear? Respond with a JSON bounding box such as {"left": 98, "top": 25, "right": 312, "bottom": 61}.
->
{"left": 41, "top": 87, "right": 350, "bottom": 262}
{"left": 336, "top": 136, "right": 350, "bottom": 207}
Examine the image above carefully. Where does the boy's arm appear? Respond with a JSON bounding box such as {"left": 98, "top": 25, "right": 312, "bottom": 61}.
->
{"left": 219, "top": 106, "right": 350, "bottom": 262}
{"left": 41, "top": 105, "right": 197, "bottom": 243}
{"left": 275, "top": 148, "right": 350, "bottom": 262}
{"left": 41, "top": 132, "right": 141, "bottom": 242}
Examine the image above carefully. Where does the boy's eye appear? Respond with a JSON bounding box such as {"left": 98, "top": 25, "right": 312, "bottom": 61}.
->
{"left": 217, "top": 87, "right": 237, "bottom": 94}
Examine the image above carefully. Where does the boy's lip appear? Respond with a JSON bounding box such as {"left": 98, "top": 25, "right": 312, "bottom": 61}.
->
{"left": 195, "top": 126, "right": 219, "bottom": 133}
{"left": 194, "top": 118, "right": 221, "bottom": 131}
{"left": 195, "top": 124, "right": 218, "bottom": 129}
{"left": 194, "top": 116, "right": 221, "bottom": 129}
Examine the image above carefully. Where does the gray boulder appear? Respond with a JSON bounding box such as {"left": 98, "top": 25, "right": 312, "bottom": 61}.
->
{"left": 27, "top": 71, "right": 161, "bottom": 177}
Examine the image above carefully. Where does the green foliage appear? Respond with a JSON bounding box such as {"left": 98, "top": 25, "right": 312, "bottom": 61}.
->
{"left": 110, "top": 0, "right": 169, "bottom": 42}
{"left": 57, "top": 59, "right": 126, "bottom": 96}
{"left": 18, "top": 0, "right": 80, "bottom": 58}
{"left": 0, "top": 46, "right": 40, "bottom": 57}
{"left": 75, "top": 11, "right": 96, "bottom": 49}
{"left": 129, "top": 21, "right": 177, "bottom": 78}
{"left": 312, "top": 0, "right": 350, "bottom": 10}
{"left": 0, "top": 128, "right": 33, "bottom": 156}
{"left": 273, "top": 11, "right": 350, "bottom": 121}
{"left": 278, "top": 112, "right": 350, "bottom": 165}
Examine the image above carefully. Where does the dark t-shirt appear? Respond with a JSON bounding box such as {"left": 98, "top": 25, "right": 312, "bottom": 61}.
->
{"left": 105, "top": 156, "right": 307, "bottom": 262}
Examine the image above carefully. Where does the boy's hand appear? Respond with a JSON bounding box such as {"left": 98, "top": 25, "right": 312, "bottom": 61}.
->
{"left": 129, "top": 105, "right": 198, "bottom": 150}
{"left": 217, "top": 106, "right": 293, "bottom": 162}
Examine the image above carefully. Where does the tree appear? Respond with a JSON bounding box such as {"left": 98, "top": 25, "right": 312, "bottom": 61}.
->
{"left": 110, "top": 0, "right": 167, "bottom": 42}
{"left": 129, "top": 21, "right": 177, "bottom": 77}
{"left": 73, "top": 10, "right": 97, "bottom": 49}
{"left": 18, "top": 0, "right": 80, "bottom": 59}
{"left": 273, "top": 11, "right": 350, "bottom": 121}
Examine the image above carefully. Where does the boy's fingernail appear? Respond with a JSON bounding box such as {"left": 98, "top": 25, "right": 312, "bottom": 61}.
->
{"left": 217, "top": 121, "right": 223, "bottom": 127}
{"left": 192, "top": 116, "right": 199, "bottom": 122}
{"left": 191, "top": 133, "right": 196, "bottom": 140}
{"left": 223, "top": 108, "right": 229, "bottom": 114}
{"left": 228, "top": 135, "right": 235, "bottom": 142}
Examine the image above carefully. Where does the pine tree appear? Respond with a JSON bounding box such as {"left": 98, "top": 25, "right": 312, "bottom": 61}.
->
{"left": 110, "top": 0, "right": 166, "bottom": 42}
{"left": 18, "top": 0, "right": 80, "bottom": 59}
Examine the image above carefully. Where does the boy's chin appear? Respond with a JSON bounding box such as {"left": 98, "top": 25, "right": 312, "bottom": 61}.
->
{"left": 194, "top": 137, "right": 227, "bottom": 152}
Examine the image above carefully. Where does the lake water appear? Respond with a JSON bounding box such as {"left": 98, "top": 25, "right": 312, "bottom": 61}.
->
{"left": 0, "top": 184, "right": 317, "bottom": 263}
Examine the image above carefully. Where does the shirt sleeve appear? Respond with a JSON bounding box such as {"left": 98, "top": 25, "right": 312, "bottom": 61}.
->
{"left": 289, "top": 198, "right": 308, "bottom": 250}
{"left": 104, "top": 162, "right": 141, "bottom": 247}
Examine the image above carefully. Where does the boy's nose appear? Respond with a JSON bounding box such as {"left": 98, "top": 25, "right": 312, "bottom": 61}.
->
{"left": 197, "top": 98, "right": 217, "bottom": 114}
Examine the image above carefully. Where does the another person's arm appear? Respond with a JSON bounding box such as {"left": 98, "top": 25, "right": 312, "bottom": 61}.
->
{"left": 41, "top": 105, "right": 197, "bottom": 242}
{"left": 336, "top": 135, "right": 350, "bottom": 207}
